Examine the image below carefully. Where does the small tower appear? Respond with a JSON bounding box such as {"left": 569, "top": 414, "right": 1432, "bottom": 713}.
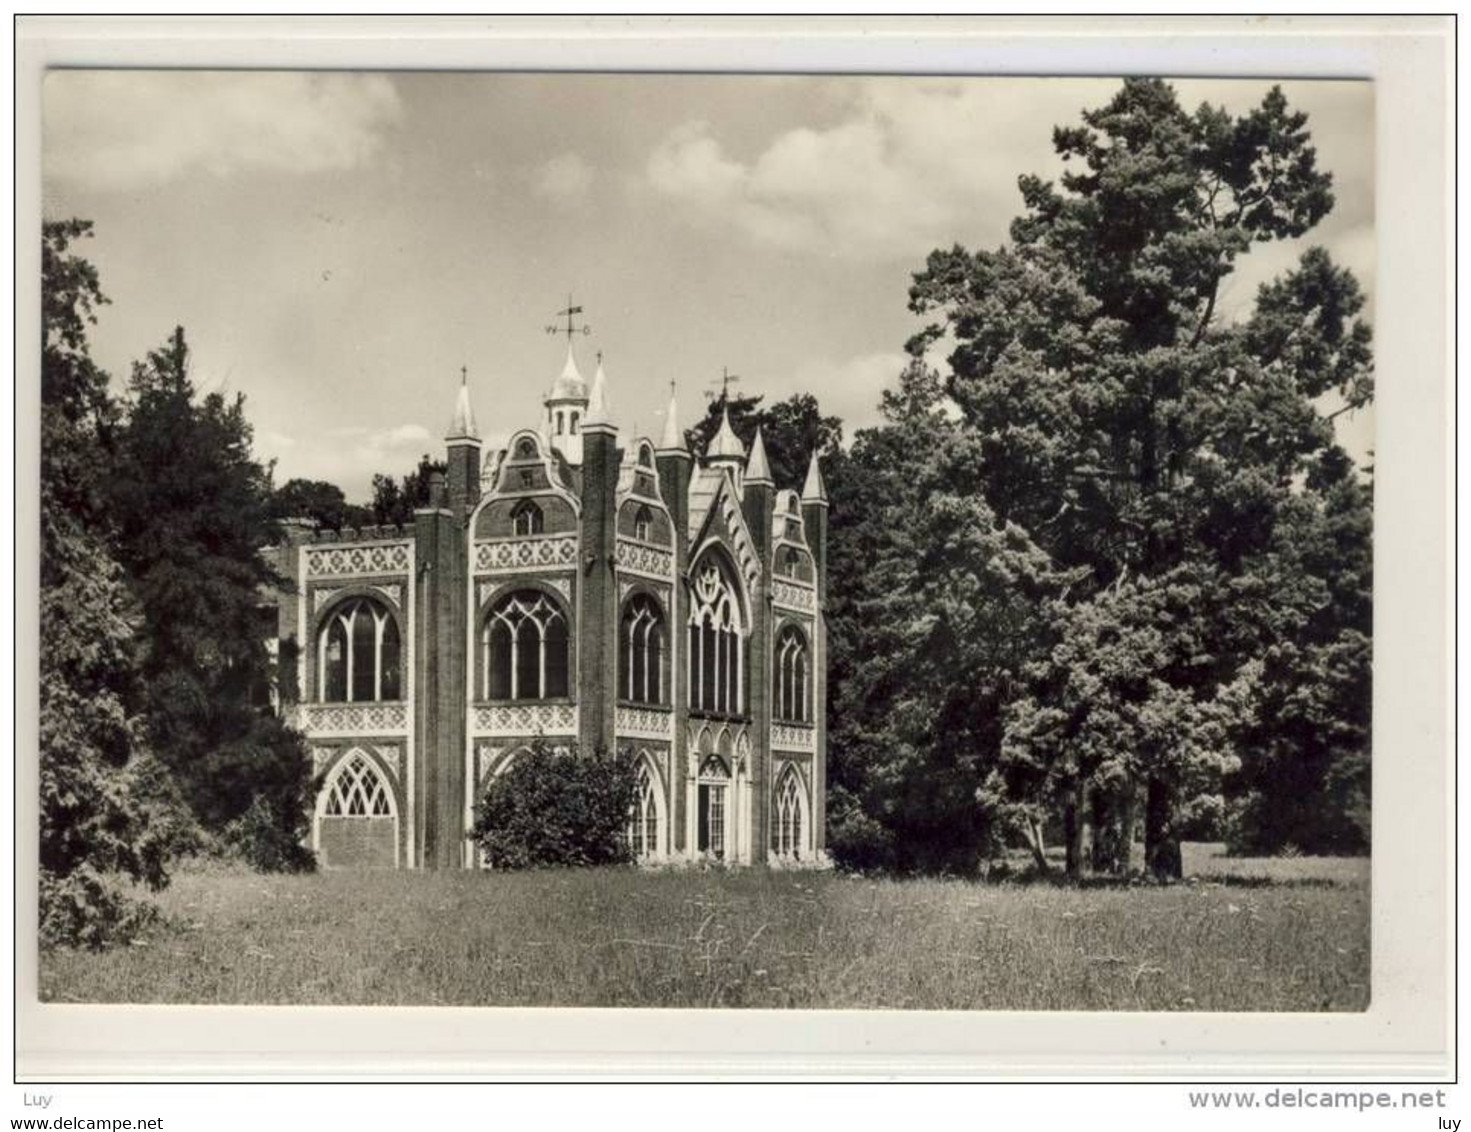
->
{"left": 579, "top": 354, "right": 619, "bottom": 754}
{"left": 801, "top": 451, "right": 829, "bottom": 606}
{"left": 445, "top": 367, "right": 482, "bottom": 519}
{"left": 545, "top": 344, "right": 589, "bottom": 464}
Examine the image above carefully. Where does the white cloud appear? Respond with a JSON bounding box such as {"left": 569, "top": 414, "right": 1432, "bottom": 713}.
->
{"left": 263, "top": 421, "right": 434, "bottom": 498}
{"left": 532, "top": 152, "right": 593, "bottom": 204}
{"left": 645, "top": 80, "right": 1068, "bottom": 261}
{"left": 791, "top": 351, "right": 910, "bottom": 438}
{"left": 44, "top": 71, "right": 403, "bottom": 191}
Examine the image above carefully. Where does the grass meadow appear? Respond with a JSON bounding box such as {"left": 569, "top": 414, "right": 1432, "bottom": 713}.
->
{"left": 39, "top": 844, "right": 1369, "bottom": 1011}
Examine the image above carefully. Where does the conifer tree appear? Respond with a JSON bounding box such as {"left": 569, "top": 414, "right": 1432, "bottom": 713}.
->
{"left": 908, "top": 80, "right": 1372, "bottom": 876}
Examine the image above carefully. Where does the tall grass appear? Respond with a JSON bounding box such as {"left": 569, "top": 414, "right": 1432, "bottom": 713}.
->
{"left": 39, "top": 848, "right": 1369, "bottom": 1011}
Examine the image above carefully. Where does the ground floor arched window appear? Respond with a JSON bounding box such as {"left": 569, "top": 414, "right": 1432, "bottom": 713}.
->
{"left": 629, "top": 760, "right": 660, "bottom": 858}
{"left": 771, "top": 766, "right": 804, "bottom": 859}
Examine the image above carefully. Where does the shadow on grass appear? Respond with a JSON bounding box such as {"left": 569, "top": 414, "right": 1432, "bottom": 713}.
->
{"left": 973, "top": 868, "right": 1350, "bottom": 891}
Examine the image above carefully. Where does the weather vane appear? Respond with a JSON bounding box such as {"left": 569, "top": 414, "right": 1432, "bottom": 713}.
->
{"left": 705, "top": 367, "right": 741, "bottom": 403}
{"left": 545, "top": 295, "right": 592, "bottom": 344}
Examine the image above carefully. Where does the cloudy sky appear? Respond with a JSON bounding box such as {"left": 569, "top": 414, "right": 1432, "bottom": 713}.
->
{"left": 43, "top": 72, "right": 1373, "bottom": 500}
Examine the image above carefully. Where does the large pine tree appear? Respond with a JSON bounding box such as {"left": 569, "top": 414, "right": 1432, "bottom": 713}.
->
{"left": 107, "top": 327, "right": 315, "bottom": 870}
{"left": 905, "top": 80, "right": 1373, "bottom": 876}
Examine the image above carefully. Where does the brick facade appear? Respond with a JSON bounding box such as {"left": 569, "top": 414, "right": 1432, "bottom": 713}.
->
{"left": 263, "top": 350, "right": 828, "bottom": 869}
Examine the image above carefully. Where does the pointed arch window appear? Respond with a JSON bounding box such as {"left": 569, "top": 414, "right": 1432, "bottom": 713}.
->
{"left": 319, "top": 598, "right": 401, "bottom": 703}
{"left": 633, "top": 505, "right": 653, "bottom": 542}
{"left": 619, "top": 594, "right": 666, "bottom": 705}
{"left": 688, "top": 560, "right": 742, "bottom": 715}
{"left": 629, "top": 761, "right": 659, "bottom": 858}
{"left": 781, "top": 547, "right": 802, "bottom": 578}
{"left": 482, "top": 590, "right": 570, "bottom": 701}
{"left": 511, "top": 500, "right": 544, "bottom": 537}
{"left": 323, "top": 752, "right": 393, "bottom": 818}
{"left": 771, "top": 767, "right": 804, "bottom": 859}
{"left": 515, "top": 437, "right": 538, "bottom": 460}
{"left": 774, "top": 625, "right": 809, "bottom": 723}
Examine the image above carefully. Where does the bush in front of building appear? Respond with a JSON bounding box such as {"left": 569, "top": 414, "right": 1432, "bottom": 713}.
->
{"left": 468, "top": 740, "right": 640, "bottom": 869}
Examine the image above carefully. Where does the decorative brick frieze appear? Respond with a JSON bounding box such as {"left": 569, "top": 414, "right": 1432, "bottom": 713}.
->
{"left": 615, "top": 538, "right": 674, "bottom": 580}
{"left": 772, "top": 579, "right": 816, "bottom": 611}
{"left": 770, "top": 722, "right": 816, "bottom": 754}
{"left": 304, "top": 542, "right": 411, "bottom": 579}
{"left": 474, "top": 535, "right": 577, "bottom": 573}
{"left": 616, "top": 705, "right": 674, "bottom": 740}
{"left": 293, "top": 701, "right": 410, "bottom": 737}
{"left": 471, "top": 702, "right": 578, "bottom": 737}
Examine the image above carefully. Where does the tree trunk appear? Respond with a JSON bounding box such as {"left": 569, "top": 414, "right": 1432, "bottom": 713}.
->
{"left": 1064, "top": 790, "right": 1082, "bottom": 877}
{"left": 1145, "top": 776, "right": 1182, "bottom": 880}
{"left": 1090, "top": 790, "right": 1117, "bottom": 874}
{"left": 1026, "top": 816, "right": 1050, "bottom": 873}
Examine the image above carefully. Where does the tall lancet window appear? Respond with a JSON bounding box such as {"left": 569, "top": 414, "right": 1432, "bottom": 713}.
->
{"left": 319, "top": 598, "right": 401, "bottom": 703}
{"left": 771, "top": 766, "right": 804, "bottom": 859}
{"left": 619, "top": 594, "right": 665, "bottom": 705}
{"left": 774, "top": 625, "right": 809, "bottom": 723}
{"left": 483, "top": 590, "right": 570, "bottom": 701}
{"left": 688, "top": 560, "right": 742, "bottom": 715}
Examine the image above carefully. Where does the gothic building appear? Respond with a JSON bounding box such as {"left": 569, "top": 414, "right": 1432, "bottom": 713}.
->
{"left": 263, "top": 345, "right": 829, "bottom": 870}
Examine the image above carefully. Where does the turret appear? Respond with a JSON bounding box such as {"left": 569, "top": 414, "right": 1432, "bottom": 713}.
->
{"left": 741, "top": 425, "right": 776, "bottom": 565}
{"left": 545, "top": 344, "right": 589, "bottom": 464}
{"left": 445, "top": 369, "right": 482, "bottom": 519}
{"left": 578, "top": 355, "right": 619, "bottom": 753}
{"left": 801, "top": 451, "right": 828, "bottom": 607}
{"left": 656, "top": 384, "right": 692, "bottom": 538}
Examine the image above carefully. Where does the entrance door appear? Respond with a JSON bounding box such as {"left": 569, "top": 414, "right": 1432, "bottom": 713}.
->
{"left": 697, "top": 782, "right": 726, "bottom": 859}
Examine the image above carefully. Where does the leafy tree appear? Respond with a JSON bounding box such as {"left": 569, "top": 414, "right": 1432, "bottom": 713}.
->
{"left": 39, "top": 220, "right": 190, "bottom": 946}
{"left": 468, "top": 740, "right": 639, "bottom": 869}
{"left": 369, "top": 453, "right": 446, "bottom": 527}
{"left": 908, "top": 80, "right": 1372, "bottom": 876}
{"left": 106, "top": 327, "right": 314, "bottom": 870}
{"left": 268, "top": 477, "right": 372, "bottom": 532}
{"left": 825, "top": 361, "right": 1064, "bottom": 873}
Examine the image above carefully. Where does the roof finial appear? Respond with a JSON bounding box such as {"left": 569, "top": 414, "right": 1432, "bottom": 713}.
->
{"left": 802, "top": 449, "right": 828, "bottom": 504}
{"left": 586, "top": 352, "right": 612, "bottom": 426}
{"left": 447, "top": 366, "right": 479, "bottom": 442}
{"left": 660, "top": 381, "right": 685, "bottom": 451}
{"left": 746, "top": 424, "right": 773, "bottom": 484}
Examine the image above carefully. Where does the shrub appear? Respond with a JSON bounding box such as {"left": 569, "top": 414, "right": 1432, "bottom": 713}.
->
{"left": 468, "top": 740, "right": 639, "bottom": 869}
{"left": 222, "top": 793, "right": 316, "bottom": 874}
{"left": 825, "top": 788, "right": 896, "bottom": 873}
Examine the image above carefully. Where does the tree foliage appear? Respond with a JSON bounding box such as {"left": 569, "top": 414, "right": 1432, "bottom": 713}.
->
{"left": 369, "top": 453, "right": 447, "bottom": 527}
{"left": 832, "top": 80, "right": 1372, "bottom": 876}
{"left": 468, "top": 741, "right": 639, "bottom": 869}
{"left": 268, "top": 478, "right": 372, "bottom": 532}
{"left": 39, "top": 220, "right": 191, "bottom": 947}
{"left": 104, "top": 326, "right": 315, "bottom": 871}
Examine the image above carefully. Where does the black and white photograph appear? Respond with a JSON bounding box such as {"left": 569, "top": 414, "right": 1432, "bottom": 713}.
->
{"left": 16, "top": 14, "right": 1455, "bottom": 1093}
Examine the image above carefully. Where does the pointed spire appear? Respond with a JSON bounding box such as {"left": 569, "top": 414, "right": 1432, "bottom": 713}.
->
{"left": 660, "top": 384, "right": 685, "bottom": 451}
{"left": 586, "top": 355, "right": 612, "bottom": 426}
{"left": 746, "top": 425, "right": 772, "bottom": 484}
{"left": 707, "top": 402, "right": 746, "bottom": 462}
{"left": 549, "top": 342, "right": 587, "bottom": 402}
{"left": 447, "top": 366, "right": 479, "bottom": 441}
{"left": 802, "top": 450, "right": 828, "bottom": 504}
